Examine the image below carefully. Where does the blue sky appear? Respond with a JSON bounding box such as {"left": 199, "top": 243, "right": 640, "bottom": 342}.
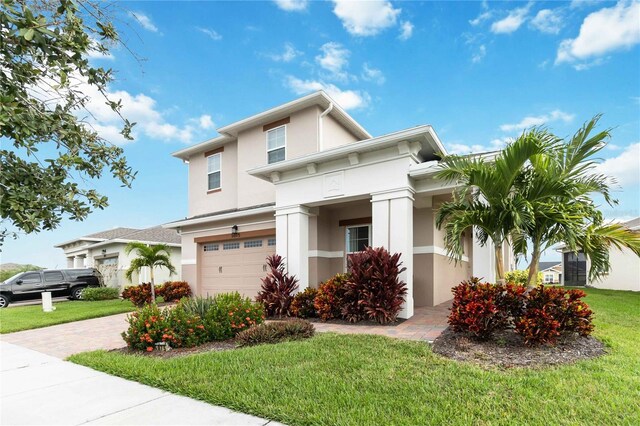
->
{"left": 4, "top": 0, "right": 639, "bottom": 268}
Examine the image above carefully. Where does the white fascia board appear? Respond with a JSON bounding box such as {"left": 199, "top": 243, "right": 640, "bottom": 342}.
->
{"left": 54, "top": 237, "right": 105, "bottom": 249}
{"left": 82, "top": 239, "right": 182, "bottom": 250}
{"left": 171, "top": 135, "right": 234, "bottom": 161}
{"left": 163, "top": 205, "right": 276, "bottom": 229}
{"left": 247, "top": 125, "right": 434, "bottom": 181}
{"left": 217, "top": 91, "right": 371, "bottom": 140}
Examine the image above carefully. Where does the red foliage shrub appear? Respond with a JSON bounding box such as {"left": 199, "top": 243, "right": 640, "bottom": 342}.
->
{"left": 121, "top": 283, "right": 160, "bottom": 307}
{"left": 344, "top": 247, "right": 408, "bottom": 324}
{"left": 515, "top": 286, "right": 594, "bottom": 345}
{"left": 158, "top": 281, "right": 192, "bottom": 302}
{"left": 448, "top": 278, "right": 527, "bottom": 339}
{"left": 314, "top": 274, "right": 350, "bottom": 321}
{"left": 256, "top": 254, "right": 299, "bottom": 317}
{"left": 290, "top": 287, "right": 318, "bottom": 318}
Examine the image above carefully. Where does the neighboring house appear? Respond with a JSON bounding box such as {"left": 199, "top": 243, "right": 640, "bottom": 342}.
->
{"left": 164, "top": 91, "right": 510, "bottom": 319}
{"left": 559, "top": 217, "right": 640, "bottom": 291}
{"left": 55, "top": 226, "right": 182, "bottom": 288}
{"left": 539, "top": 261, "right": 562, "bottom": 284}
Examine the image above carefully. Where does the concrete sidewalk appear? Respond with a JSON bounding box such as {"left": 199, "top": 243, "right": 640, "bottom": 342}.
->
{"left": 0, "top": 341, "right": 284, "bottom": 425}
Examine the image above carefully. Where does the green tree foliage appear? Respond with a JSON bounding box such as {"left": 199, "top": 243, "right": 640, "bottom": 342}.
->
{"left": 124, "top": 242, "right": 176, "bottom": 303}
{"left": 0, "top": 0, "right": 136, "bottom": 243}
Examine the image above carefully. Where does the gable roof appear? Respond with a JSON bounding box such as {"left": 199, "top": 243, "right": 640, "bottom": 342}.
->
{"left": 171, "top": 91, "right": 372, "bottom": 160}
{"left": 539, "top": 261, "right": 561, "bottom": 272}
{"left": 83, "top": 227, "right": 140, "bottom": 240}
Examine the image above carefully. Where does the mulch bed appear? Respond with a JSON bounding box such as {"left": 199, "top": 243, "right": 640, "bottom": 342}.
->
{"left": 432, "top": 327, "right": 606, "bottom": 368}
{"left": 111, "top": 340, "right": 238, "bottom": 359}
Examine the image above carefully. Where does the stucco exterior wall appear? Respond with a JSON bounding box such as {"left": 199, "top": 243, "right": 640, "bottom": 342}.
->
{"left": 589, "top": 247, "right": 640, "bottom": 291}
{"left": 322, "top": 113, "right": 360, "bottom": 149}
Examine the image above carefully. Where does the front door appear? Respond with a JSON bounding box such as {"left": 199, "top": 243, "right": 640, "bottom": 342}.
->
{"left": 563, "top": 251, "right": 586, "bottom": 287}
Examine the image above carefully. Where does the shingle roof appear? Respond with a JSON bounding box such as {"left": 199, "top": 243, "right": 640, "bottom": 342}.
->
{"left": 84, "top": 227, "right": 140, "bottom": 240}
{"left": 539, "top": 261, "right": 561, "bottom": 272}
{"left": 623, "top": 217, "right": 640, "bottom": 230}
{"left": 120, "top": 226, "right": 181, "bottom": 245}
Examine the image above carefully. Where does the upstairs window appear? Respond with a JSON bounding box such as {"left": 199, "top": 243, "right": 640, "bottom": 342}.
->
{"left": 267, "top": 125, "right": 286, "bottom": 164}
{"left": 207, "top": 153, "right": 221, "bottom": 191}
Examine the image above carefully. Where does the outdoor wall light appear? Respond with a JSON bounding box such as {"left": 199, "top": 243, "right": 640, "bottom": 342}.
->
{"left": 101, "top": 249, "right": 107, "bottom": 255}
{"left": 231, "top": 225, "right": 239, "bottom": 235}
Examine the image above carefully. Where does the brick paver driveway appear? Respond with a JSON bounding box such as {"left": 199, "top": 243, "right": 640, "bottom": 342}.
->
{"left": 1, "top": 301, "right": 451, "bottom": 359}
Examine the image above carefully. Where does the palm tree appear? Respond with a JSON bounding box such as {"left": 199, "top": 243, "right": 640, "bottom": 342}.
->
{"left": 124, "top": 242, "right": 176, "bottom": 303}
{"left": 512, "top": 116, "right": 640, "bottom": 287}
{"left": 435, "top": 130, "right": 552, "bottom": 282}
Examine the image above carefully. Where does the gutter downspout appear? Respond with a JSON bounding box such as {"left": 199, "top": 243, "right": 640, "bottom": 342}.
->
{"left": 318, "top": 102, "right": 333, "bottom": 151}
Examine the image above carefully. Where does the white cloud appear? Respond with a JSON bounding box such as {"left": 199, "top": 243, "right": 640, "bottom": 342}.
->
{"left": 129, "top": 11, "right": 158, "bottom": 33}
{"left": 471, "top": 45, "right": 487, "bottom": 63}
{"left": 198, "top": 115, "right": 215, "bottom": 130}
{"left": 197, "top": 27, "right": 222, "bottom": 41}
{"left": 315, "top": 42, "right": 350, "bottom": 80}
{"left": 361, "top": 63, "right": 385, "bottom": 85}
{"left": 399, "top": 21, "right": 414, "bottom": 40}
{"left": 595, "top": 143, "right": 640, "bottom": 186}
{"left": 556, "top": 1, "right": 640, "bottom": 66}
{"left": 332, "top": 0, "right": 401, "bottom": 36}
{"left": 273, "top": 0, "right": 308, "bottom": 12}
{"left": 499, "top": 110, "right": 575, "bottom": 133}
{"left": 284, "top": 76, "right": 370, "bottom": 110}
{"left": 448, "top": 137, "right": 512, "bottom": 155}
{"left": 570, "top": 0, "right": 604, "bottom": 9}
{"left": 470, "top": 11, "right": 492, "bottom": 26}
{"left": 490, "top": 4, "right": 531, "bottom": 34}
{"left": 530, "top": 9, "right": 563, "bottom": 34}
{"left": 86, "top": 37, "right": 114, "bottom": 60}
{"left": 268, "top": 42, "right": 302, "bottom": 62}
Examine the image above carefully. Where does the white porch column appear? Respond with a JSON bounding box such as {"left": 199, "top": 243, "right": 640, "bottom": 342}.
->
{"left": 472, "top": 230, "right": 495, "bottom": 283}
{"left": 66, "top": 257, "right": 74, "bottom": 268}
{"left": 275, "top": 205, "right": 310, "bottom": 290}
{"left": 74, "top": 255, "right": 85, "bottom": 268}
{"left": 371, "top": 188, "right": 415, "bottom": 319}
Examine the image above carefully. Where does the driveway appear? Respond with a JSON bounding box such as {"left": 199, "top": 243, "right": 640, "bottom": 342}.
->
{"left": 0, "top": 341, "right": 283, "bottom": 425}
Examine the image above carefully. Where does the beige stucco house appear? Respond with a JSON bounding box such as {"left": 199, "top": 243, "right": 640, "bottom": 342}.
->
{"left": 55, "top": 226, "right": 182, "bottom": 288}
{"left": 165, "top": 91, "right": 508, "bottom": 319}
{"left": 559, "top": 217, "right": 640, "bottom": 291}
{"left": 539, "top": 262, "right": 562, "bottom": 284}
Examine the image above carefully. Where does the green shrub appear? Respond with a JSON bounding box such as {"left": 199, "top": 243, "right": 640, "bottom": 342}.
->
{"left": 290, "top": 287, "right": 318, "bottom": 318}
{"left": 120, "top": 304, "right": 208, "bottom": 352}
{"left": 236, "top": 319, "right": 315, "bottom": 347}
{"left": 505, "top": 269, "right": 542, "bottom": 286}
{"left": 179, "top": 295, "right": 216, "bottom": 318}
{"left": 81, "top": 287, "right": 120, "bottom": 301}
{"left": 203, "top": 292, "right": 265, "bottom": 340}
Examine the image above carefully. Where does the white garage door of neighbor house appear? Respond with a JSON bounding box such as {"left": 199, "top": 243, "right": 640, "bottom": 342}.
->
{"left": 200, "top": 236, "right": 276, "bottom": 299}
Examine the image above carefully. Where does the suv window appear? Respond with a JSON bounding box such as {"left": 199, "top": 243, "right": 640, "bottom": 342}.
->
{"left": 21, "top": 273, "right": 42, "bottom": 284}
{"left": 44, "top": 271, "right": 64, "bottom": 282}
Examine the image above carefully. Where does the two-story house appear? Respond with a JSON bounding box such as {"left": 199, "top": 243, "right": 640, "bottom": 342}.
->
{"left": 165, "top": 91, "right": 505, "bottom": 318}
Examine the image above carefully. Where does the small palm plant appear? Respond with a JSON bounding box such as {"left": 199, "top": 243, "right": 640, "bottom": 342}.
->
{"left": 124, "top": 242, "right": 176, "bottom": 303}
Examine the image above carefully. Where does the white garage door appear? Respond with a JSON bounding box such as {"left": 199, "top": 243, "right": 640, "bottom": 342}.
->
{"left": 200, "top": 236, "right": 276, "bottom": 299}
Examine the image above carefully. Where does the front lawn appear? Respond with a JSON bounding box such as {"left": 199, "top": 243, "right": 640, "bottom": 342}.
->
{"left": 69, "top": 288, "right": 640, "bottom": 425}
{"left": 0, "top": 299, "right": 135, "bottom": 334}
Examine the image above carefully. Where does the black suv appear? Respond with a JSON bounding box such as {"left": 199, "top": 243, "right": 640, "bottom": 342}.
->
{"left": 0, "top": 268, "right": 104, "bottom": 308}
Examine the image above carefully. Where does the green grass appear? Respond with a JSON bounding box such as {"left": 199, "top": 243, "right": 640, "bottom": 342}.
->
{"left": 69, "top": 289, "right": 640, "bottom": 425}
{"left": 0, "top": 299, "right": 135, "bottom": 333}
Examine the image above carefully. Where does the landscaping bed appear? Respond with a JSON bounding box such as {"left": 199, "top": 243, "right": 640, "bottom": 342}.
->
{"left": 112, "top": 339, "right": 237, "bottom": 359}
{"left": 432, "top": 327, "right": 605, "bottom": 368}
{"left": 69, "top": 288, "right": 640, "bottom": 425}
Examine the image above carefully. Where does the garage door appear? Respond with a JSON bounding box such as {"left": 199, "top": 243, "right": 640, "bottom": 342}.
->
{"left": 200, "top": 236, "right": 276, "bottom": 299}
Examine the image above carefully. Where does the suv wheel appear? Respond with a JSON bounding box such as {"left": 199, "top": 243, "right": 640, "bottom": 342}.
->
{"left": 0, "top": 294, "right": 9, "bottom": 308}
{"left": 71, "top": 287, "right": 86, "bottom": 300}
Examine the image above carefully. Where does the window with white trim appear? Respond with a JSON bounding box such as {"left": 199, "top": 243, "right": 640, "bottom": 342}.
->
{"left": 346, "top": 225, "right": 370, "bottom": 254}
{"left": 266, "top": 125, "right": 286, "bottom": 164}
{"left": 267, "top": 238, "right": 276, "bottom": 247}
{"left": 544, "top": 273, "right": 554, "bottom": 283}
{"left": 244, "top": 240, "right": 263, "bottom": 248}
{"left": 223, "top": 242, "right": 240, "bottom": 250}
{"left": 207, "top": 153, "right": 221, "bottom": 191}
{"left": 203, "top": 244, "right": 219, "bottom": 252}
